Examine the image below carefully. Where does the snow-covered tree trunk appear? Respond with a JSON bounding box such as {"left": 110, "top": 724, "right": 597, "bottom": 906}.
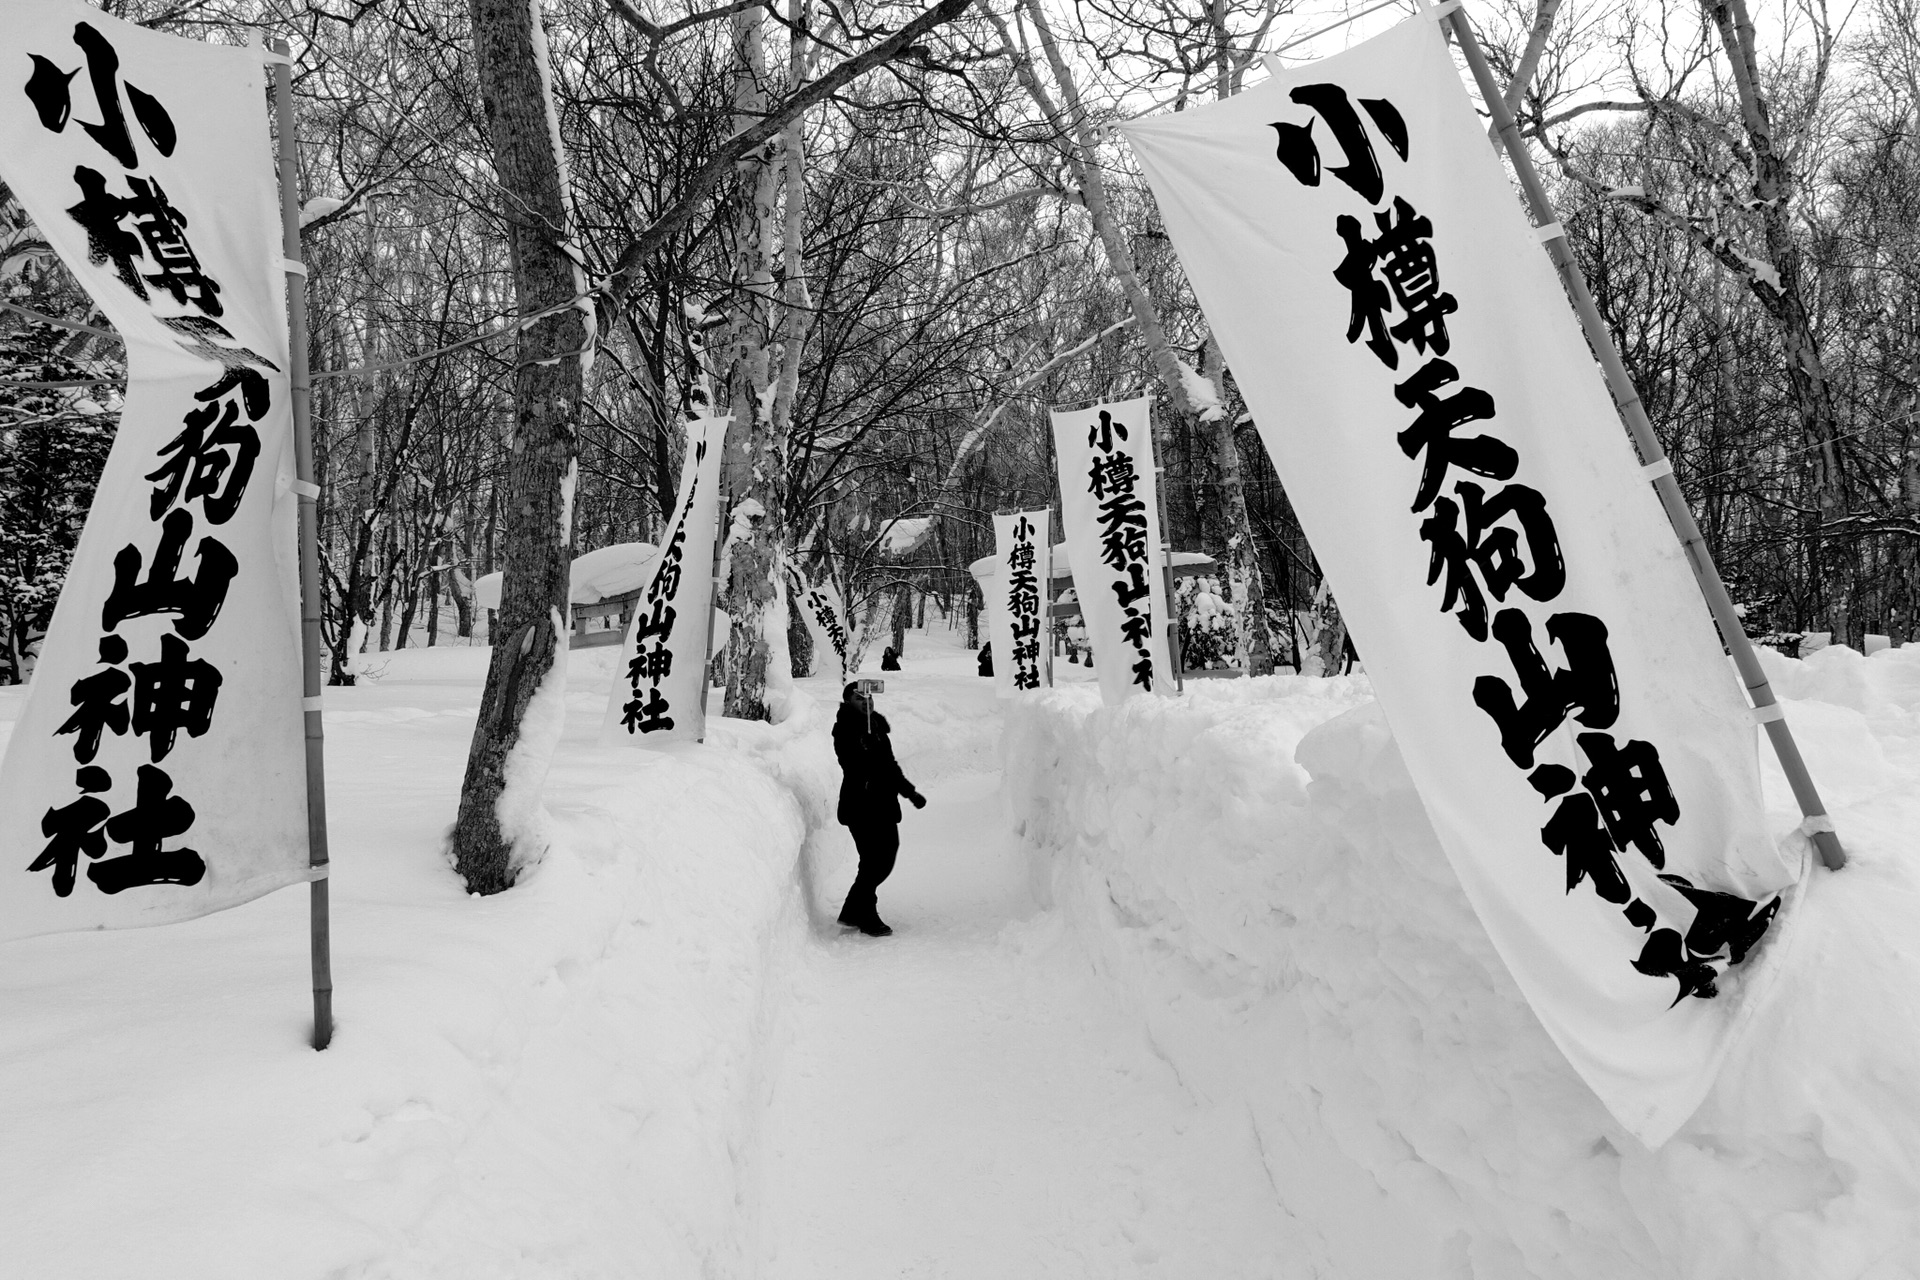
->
{"left": 1305, "top": 579, "right": 1347, "bottom": 678}
{"left": 450, "top": 0, "right": 591, "bottom": 894}
{"left": 719, "top": 3, "right": 788, "bottom": 721}
{"left": 1200, "top": 337, "right": 1275, "bottom": 675}
{"left": 1016, "top": 0, "right": 1276, "bottom": 675}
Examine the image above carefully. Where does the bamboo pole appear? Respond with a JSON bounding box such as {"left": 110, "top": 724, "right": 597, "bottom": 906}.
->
{"left": 1446, "top": 6, "right": 1846, "bottom": 871}
{"left": 269, "top": 39, "right": 336, "bottom": 1047}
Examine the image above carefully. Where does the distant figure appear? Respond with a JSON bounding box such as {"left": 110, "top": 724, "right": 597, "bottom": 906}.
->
{"left": 834, "top": 681, "right": 925, "bottom": 937}
{"left": 880, "top": 645, "right": 901, "bottom": 671}
{"left": 977, "top": 643, "right": 993, "bottom": 678}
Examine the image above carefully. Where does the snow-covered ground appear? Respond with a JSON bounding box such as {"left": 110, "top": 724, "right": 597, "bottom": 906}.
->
{"left": 1004, "top": 647, "right": 1920, "bottom": 1278}
{"left": 3, "top": 618, "right": 1918, "bottom": 1277}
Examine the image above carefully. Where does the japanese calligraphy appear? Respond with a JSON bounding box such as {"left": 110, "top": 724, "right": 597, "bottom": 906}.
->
{"left": 1002, "top": 512, "right": 1046, "bottom": 691}
{"left": 1267, "top": 79, "right": 1781, "bottom": 1005}
{"left": 27, "top": 22, "right": 225, "bottom": 320}
{"left": 805, "top": 587, "right": 850, "bottom": 676}
{"left": 620, "top": 438, "right": 707, "bottom": 735}
{"left": 1083, "top": 412, "right": 1156, "bottom": 690}
{"left": 16, "top": 21, "right": 275, "bottom": 905}
{"left": 26, "top": 21, "right": 178, "bottom": 170}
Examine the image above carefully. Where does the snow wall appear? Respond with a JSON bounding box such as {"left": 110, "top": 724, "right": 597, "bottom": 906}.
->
{"left": 1003, "top": 655, "right": 1920, "bottom": 1279}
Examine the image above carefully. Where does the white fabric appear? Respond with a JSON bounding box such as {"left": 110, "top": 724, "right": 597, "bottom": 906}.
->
{"left": 0, "top": 3, "right": 308, "bottom": 939}
{"left": 1123, "top": 14, "right": 1798, "bottom": 1146}
{"left": 987, "top": 510, "right": 1051, "bottom": 698}
{"left": 1050, "top": 398, "right": 1174, "bottom": 704}
{"left": 601, "top": 416, "right": 728, "bottom": 745}
{"left": 799, "top": 579, "right": 850, "bottom": 682}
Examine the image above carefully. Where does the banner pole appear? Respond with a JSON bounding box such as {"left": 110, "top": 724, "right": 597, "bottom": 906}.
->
{"left": 270, "top": 38, "right": 336, "bottom": 1046}
{"left": 1446, "top": 7, "right": 1845, "bottom": 871}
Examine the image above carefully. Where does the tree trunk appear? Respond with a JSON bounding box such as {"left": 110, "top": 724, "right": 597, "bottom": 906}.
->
{"left": 891, "top": 582, "right": 910, "bottom": 655}
{"left": 1307, "top": 579, "right": 1348, "bottom": 678}
{"left": 453, "top": 522, "right": 476, "bottom": 639}
{"left": 1201, "top": 338, "right": 1275, "bottom": 675}
{"left": 787, "top": 584, "right": 814, "bottom": 677}
{"left": 1017, "top": 0, "right": 1279, "bottom": 674}
{"left": 426, "top": 555, "right": 443, "bottom": 647}
{"left": 1708, "top": 0, "right": 1852, "bottom": 642}
{"left": 396, "top": 566, "right": 420, "bottom": 648}
{"left": 720, "top": 3, "right": 788, "bottom": 721}
{"left": 451, "top": 0, "right": 591, "bottom": 894}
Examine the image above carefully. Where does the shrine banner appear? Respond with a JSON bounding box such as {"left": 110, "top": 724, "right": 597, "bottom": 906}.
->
{"left": 0, "top": 4, "right": 308, "bottom": 940}
{"left": 602, "top": 415, "right": 728, "bottom": 745}
{"left": 799, "top": 577, "right": 850, "bottom": 683}
{"left": 988, "top": 510, "right": 1051, "bottom": 697}
{"left": 1051, "top": 398, "right": 1173, "bottom": 705}
{"left": 1122, "top": 14, "right": 1799, "bottom": 1144}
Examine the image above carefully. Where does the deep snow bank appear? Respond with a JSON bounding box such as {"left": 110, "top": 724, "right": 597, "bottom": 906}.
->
{"left": 1005, "top": 656, "right": 1920, "bottom": 1279}
{"left": 0, "top": 647, "right": 833, "bottom": 1280}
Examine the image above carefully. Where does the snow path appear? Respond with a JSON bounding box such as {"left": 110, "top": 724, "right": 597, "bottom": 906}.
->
{"left": 755, "top": 738, "right": 1296, "bottom": 1276}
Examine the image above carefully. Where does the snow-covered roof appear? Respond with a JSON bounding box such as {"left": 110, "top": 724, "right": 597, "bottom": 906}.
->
{"left": 968, "top": 545, "right": 1215, "bottom": 583}
{"left": 874, "top": 516, "right": 934, "bottom": 556}
{"left": 473, "top": 541, "right": 660, "bottom": 611}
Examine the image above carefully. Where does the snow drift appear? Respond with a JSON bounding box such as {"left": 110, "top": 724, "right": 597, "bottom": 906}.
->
{"left": 1004, "top": 651, "right": 1920, "bottom": 1278}
{"left": 0, "top": 647, "right": 829, "bottom": 1280}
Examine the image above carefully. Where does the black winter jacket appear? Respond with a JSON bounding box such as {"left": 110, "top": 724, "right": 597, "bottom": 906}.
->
{"left": 834, "top": 704, "right": 917, "bottom": 827}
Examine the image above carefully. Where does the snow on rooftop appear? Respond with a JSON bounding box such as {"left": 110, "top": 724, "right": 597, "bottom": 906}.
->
{"left": 473, "top": 540, "right": 659, "bottom": 610}
{"left": 874, "top": 515, "right": 934, "bottom": 556}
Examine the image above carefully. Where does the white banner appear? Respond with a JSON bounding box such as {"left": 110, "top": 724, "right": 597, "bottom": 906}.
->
{"left": 798, "top": 578, "right": 850, "bottom": 683}
{"left": 1051, "top": 398, "right": 1173, "bottom": 704}
{"left": 988, "top": 510, "right": 1050, "bottom": 697}
{"left": 1123, "top": 15, "right": 1799, "bottom": 1144}
{"left": 0, "top": 4, "right": 307, "bottom": 940}
{"left": 602, "top": 416, "right": 728, "bottom": 745}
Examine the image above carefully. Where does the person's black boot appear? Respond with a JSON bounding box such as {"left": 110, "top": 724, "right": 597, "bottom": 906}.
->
{"left": 857, "top": 916, "right": 893, "bottom": 937}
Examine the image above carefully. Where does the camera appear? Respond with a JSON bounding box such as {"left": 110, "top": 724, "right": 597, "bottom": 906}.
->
{"left": 854, "top": 679, "right": 885, "bottom": 696}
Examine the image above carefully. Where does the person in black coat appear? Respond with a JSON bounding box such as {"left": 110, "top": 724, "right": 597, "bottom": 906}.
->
{"left": 834, "top": 681, "right": 925, "bottom": 936}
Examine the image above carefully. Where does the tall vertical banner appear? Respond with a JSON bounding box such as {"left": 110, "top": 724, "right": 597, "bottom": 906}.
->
{"left": 1122, "top": 15, "right": 1799, "bottom": 1143}
{"left": 799, "top": 578, "right": 850, "bottom": 683}
{"left": 988, "top": 509, "right": 1051, "bottom": 697}
{"left": 0, "top": 4, "right": 309, "bottom": 940}
{"left": 603, "top": 415, "right": 728, "bottom": 745}
{"left": 1051, "top": 398, "right": 1173, "bottom": 704}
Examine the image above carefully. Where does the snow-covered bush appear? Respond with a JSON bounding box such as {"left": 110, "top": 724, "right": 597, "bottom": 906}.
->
{"left": 1175, "top": 574, "right": 1237, "bottom": 670}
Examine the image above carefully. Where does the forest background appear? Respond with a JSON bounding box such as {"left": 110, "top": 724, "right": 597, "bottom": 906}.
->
{"left": 5, "top": 0, "right": 1919, "bottom": 870}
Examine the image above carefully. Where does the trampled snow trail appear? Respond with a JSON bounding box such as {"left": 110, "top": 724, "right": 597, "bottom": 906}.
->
{"left": 754, "top": 692, "right": 1296, "bottom": 1278}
